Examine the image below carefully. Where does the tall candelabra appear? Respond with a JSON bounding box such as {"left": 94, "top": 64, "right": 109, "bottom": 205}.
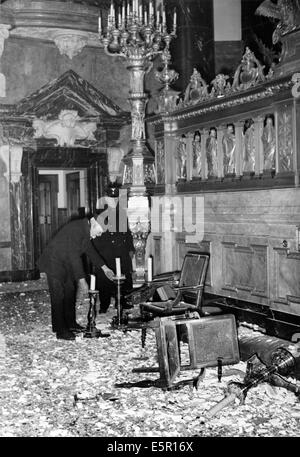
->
{"left": 99, "top": 0, "right": 177, "bottom": 280}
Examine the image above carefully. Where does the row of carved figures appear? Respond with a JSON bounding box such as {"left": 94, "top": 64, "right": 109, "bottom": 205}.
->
{"left": 156, "top": 114, "right": 277, "bottom": 184}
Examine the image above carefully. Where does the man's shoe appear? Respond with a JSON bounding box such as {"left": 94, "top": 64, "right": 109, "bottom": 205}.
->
{"left": 69, "top": 323, "right": 85, "bottom": 333}
{"left": 56, "top": 330, "right": 76, "bottom": 341}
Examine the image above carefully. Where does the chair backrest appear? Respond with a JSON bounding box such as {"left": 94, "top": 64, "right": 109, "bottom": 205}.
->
{"left": 178, "top": 252, "right": 210, "bottom": 310}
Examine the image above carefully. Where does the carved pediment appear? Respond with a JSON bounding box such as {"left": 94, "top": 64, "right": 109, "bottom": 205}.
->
{"left": 14, "top": 69, "right": 129, "bottom": 121}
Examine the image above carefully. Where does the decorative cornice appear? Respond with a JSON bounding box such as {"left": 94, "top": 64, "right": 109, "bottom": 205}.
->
{"left": 149, "top": 79, "right": 292, "bottom": 126}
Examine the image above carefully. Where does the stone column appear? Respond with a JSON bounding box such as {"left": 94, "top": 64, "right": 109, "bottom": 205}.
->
{"left": 255, "top": 116, "right": 265, "bottom": 176}
{"left": 0, "top": 144, "right": 11, "bottom": 273}
{"left": 217, "top": 125, "right": 225, "bottom": 179}
{"left": 213, "top": 0, "right": 242, "bottom": 75}
{"left": 0, "top": 24, "right": 10, "bottom": 98}
{"left": 164, "top": 130, "right": 178, "bottom": 193}
{"left": 234, "top": 121, "right": 244, "bottom": 178}
{"left": 170, "top": 0, "right": 215, "bottom": 90}
{"left": 201, "top": 128, "right": 209, "bottom": 180}
{"left": 186, "top": 132, "right": 194, "bottom": 182}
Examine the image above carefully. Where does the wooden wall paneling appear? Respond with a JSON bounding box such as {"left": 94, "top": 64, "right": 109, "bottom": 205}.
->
{"left": 273, "top": 248, "right": 300, "bottom": 315}
{"left": 221, "top": 240, "right": 269, "bottom": 300}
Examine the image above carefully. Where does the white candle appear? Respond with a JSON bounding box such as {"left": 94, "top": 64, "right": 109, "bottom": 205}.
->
{"left": 173, "top": 11, "right": 177, "bottom": 30}
{"left": 116, "top": 258, "right": 121, "bottom": 277}
{"left": 122, "top": 3, "right": 125, "bottom": 23}
{"left": 149, "top": 1, "right": 153, "bottom": 18}
{"left": 98, "top": 15, "right": 102, "bottom": 34}
{"left": 147, "top": 257, "right": 152, "bottom": 282}
{"left": 90, "top": 274, "right": 96, "bottom": 291}
{"left": 156, "top": 10, "right": 160, "bottom": 26}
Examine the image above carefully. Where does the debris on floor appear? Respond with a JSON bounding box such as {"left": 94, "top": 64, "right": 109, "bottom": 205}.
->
{"left": 0, "top": 280, "right": 299, "bottom": 437}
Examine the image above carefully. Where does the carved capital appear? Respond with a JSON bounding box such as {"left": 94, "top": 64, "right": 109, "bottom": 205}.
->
{"left": 53, "top": 30, "right": 89, "bottom": 59}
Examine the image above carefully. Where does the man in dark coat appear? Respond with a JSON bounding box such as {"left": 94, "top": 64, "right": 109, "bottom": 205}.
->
{"left": 37, "top": 216, "right": 114, "bottom": 340}
{"left": 92, "top": 189, "right": 135, "bottom": 313}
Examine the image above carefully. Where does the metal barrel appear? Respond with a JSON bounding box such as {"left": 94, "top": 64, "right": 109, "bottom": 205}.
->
{"left": 238, "top": 331, "right": 300, "bottom": 378}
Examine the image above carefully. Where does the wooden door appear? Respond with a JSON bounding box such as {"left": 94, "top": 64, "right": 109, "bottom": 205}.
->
{"left": 66, "top": 171, "right": 80, "bottom": 219}
{"left": 38, "top": 174, "right": 58, "bottom": 255}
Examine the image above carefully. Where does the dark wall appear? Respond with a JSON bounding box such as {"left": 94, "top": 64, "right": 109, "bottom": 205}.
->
{"left": 1, "top": 36, "right": 131, "bottom": 110}
{"left": 169, "top": 0, "right": 215, "bottom": 93}
{"left": 241, "top": 0, "right": 281, "bottom": 69}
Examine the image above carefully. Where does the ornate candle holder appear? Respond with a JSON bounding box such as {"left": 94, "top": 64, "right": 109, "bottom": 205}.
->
{"left": 84, "top": 290, "right": 110, "bottom": 338}
{"left": 99, "top": 1, "right": 177, "bottom": 279}
{"left": 111, "top": 275, "right": 127, "bottom": 329}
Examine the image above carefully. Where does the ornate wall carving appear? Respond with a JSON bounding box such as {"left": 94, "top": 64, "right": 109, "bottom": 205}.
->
{"left": 33, "top": 110, "right": 97, "bottom": 147}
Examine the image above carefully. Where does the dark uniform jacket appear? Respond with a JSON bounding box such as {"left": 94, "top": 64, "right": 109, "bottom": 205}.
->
{"left": 37, "top": 218, "right": 105, "bottom": 281}
{"left": 92, "top": 229, "right": 134, "bottom": 275}
{"left": 92, "top": 202, "right": 134, "bottom": 275}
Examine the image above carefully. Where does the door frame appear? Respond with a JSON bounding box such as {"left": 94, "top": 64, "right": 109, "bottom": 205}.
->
{"left": 28, "top": 146, "right": 107, "bottom": 271}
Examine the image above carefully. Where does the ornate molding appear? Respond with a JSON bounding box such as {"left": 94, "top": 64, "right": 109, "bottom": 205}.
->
{"left": 53, "top": 30, "right": 89, "bottom": 59}
{"left": 0, "top": 24, "right": 11, "bottom": 98}
{"left": 10, "top": 27, "right": 101, "bottom": 56}
{"left": 150, "top": 80, "right": 292, "bottom": 126}
{"left": 33, "top": 110, "right": 97, "bottom": 147}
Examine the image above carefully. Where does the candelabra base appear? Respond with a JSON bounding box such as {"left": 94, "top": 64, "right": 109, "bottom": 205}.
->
{"left": 83, "top": 327, "right": 110, "bottom": 338}
{"left": 111, "top": 314, "right": 129, "bottom": 330}
{"left": 84, "top": 289, "right": 110, "bottom": 338}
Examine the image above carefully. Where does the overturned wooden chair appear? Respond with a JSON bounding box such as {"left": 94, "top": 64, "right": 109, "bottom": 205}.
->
{"left": 126, "top": 251, "right": 210, "bottom": 347}
{"left": 117, "top": 314, "right": 240, "bottom": 390}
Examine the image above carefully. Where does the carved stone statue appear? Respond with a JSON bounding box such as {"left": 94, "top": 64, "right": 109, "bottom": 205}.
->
{"left": 156, "top": 140, "right": 165, "bottom": 184}
{"left": 184, "top": 68, "right": 208, "bottom": 105}
{"left": 33, "top": 110, "right": 97, "bottom": 147}
{"left": 177, "top": 134, "right": 187, "bottom": 180}
{"left": 206, "top": 128, "right": 218, "bottom": 178}
{"left": 192, "top": 130, "right": 202, "bottom": 177}
{"left": 262, "top": 114, "right": 276, "bottom": 170}
{"left": 222, "top": 124, "right": 236, "bottom": 175}
{"left": 233, "top": 47, "right": 265, "bottom": 91}
{"left": 243, "top": 119, "right": 255, "bottom": 173}
{"left": 132, "top": 111, "right": 145, "bottom": 140}
{"left": 256, "top": 0, "right": 300, "bottom": 44}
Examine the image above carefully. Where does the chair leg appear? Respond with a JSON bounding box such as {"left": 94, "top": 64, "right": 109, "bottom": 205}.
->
{"left": 141, "top": 328, "right": 147, "bottom": 348}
